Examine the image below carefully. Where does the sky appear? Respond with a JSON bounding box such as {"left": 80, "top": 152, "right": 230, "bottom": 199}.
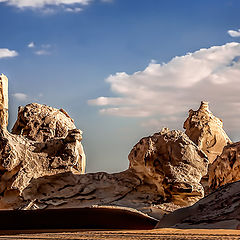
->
{"left": 0, "top": 0, "right": 240, "bottom": 173}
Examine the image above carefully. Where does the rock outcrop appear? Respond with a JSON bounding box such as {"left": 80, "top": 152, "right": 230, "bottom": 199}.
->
{"left": 209, "top": 142, "right": 240, "bottom": 191}
{"left": 0, "top": 75, "right": 86, "bottom": 209}
{"left": 156, "top": 180, "right": 240, "bottom": 229}
{"left": 0, "top": 75, "right": 211, "bottom": 219}
{"left": 184, "top": 101, "right": 231, "bottom": 163}
{"left": 184, "top": 101, "right": 231, "bottom": 193}
{"left": 128, "top": 128, "right": 208, "bottom": 206}
{"left": 20, "top": 129, "right": 208, "bottom": 219}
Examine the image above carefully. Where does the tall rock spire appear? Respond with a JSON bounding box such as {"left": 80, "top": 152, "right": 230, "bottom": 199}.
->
{"left": 0, "top": 74, "right": 8, "bottom": 129}
{"left": 184, "top": 101, "right": 231, "bottom": 164}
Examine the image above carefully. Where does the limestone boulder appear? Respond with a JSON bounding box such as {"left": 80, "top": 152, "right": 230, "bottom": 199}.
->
{"left": 209, "top": 142, "right": 240, "bottom": 191}
{"left": 12, "top": 103, "right": 76, "bottom": 142}
{"left": 0, "top": 127, "right": 85, "bottom": 209}
{"left": 128, "top": 128, "right": 208, "bottom": 206}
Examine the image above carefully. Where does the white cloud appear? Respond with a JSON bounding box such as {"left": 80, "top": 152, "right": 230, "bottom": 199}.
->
{"left": 89, "top": 42, "right": 240, "bottom": 132}
{"left": 228, "top": 29, "right": 240, "bottom": 37}
{"left": 65, "top": 7, "right": 82, "bottom": 12}
{"left": 12, "top": 93, "right": 28, "bottom": 101}
{"left": 28, "top": 42, "right": 35, "bottom": 48}
{"left": 1, "top": 0, "right": 91, "bottom": 8}
{"left": 35, "top": 49, "right": 50, "bottom": 55}
{"left": 0, "top": 48, "right": 18, "bottom": 58}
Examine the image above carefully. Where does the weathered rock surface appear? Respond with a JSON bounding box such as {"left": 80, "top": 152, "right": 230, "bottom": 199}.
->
{"left": 0, "top": 74, "right": 8, "bottom": 129}
{"left": 128, "top": 128, "right": 208, "bottom": 206}
{"left": 184, "top": 101, "right": 231, "bottom": 164}
{"left": 0, "top": 76, "right": 85, "bottom": 209}
{"left": 156, "top": 180, "right": 240, "bottom": 229}
{"left": 20, "top": 129, "right": 208, "bottom": 219}
{"left": 209, "top": 142, "right": 240, "bottom": 191}
{"left": 184, "top": 101, "right": 231, "bottom": 193}
{"left": 0, "top": 76, "right": 209, "bottom": 219}
{"left": 12, "top": 103, "right": 76, "bottom": 142}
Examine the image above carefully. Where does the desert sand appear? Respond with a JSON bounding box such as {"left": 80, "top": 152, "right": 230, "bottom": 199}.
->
{"left": 0, "top": 229, "right": 240, "bottom": 240}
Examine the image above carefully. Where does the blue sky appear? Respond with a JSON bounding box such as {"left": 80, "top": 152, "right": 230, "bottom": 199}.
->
{"left": 0, "top": 0, "right": 240, "bottom": 173}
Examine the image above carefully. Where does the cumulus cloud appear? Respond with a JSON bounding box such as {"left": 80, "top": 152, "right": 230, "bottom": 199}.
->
{"left": 89, "top": 42, "right": 240, "bottom": 132}
{"left": 0, "top": 48, "right": 18, "bottom": 58}
{"left": 12, "top": 93, "right": 28, "bottom": 101}
{"left": 228, "top": 29, "right": 240, "bottom": 37}
{"left": 28, "top": 42, "right": 35, "bottom": 48}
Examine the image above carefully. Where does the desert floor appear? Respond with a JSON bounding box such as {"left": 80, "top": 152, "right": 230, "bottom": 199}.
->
{"left": 0, "top": 229, "right": 240, "bottom": 240}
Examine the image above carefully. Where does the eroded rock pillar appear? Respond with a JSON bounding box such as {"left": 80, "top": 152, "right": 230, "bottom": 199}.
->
{"left": 0, "top": 74, "right": 8, "bottom": 129}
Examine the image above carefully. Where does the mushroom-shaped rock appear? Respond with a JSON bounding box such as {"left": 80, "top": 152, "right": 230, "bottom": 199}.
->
{"left": 184, "top": 101, "right": 232, "bottom": 164}
{"left": 209, "top": 142, "right": 240, "bottom": 191}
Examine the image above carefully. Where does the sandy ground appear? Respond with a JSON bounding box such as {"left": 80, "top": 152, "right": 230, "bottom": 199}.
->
{"left": 0, "top": 229, "right": 240, "bottom": 240}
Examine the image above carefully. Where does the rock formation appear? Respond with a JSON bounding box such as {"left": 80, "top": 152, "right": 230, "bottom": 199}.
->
{"left": 184, "top": 101, "right": 231, "bottom": 163}
{"left": 128, "top": 128, "right": 208, "bottom": 206}
{"left": 209, "top": 142, "right": 240, "bottom": 191}
{"left": 12, "top": 103, "right": 77, "bottom": 142}
{"left": 20, "top": 128, "right": 208, "bottom": 219}
{"left": 0, "top": 75, "right": 85, "bottom": 209}
{"left": 0, "top": 75, "right": 211, "bottom": 219}
{"left": 184, "top": 101, "right": 231, "bottom": 193}
{"left": 0, "top": 74, "right": 8, "bottom": 129}
{"left": 156, "top": 180, "right": 240, "bottom": 229}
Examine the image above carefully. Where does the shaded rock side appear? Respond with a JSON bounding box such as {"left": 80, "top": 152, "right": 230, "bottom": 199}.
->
{"left": 156, "top": 180, "right": 240, "bottom": 229}
{"left": 20, "top": 129, "right": 208, "bottom": 219}
{"left": 184, "top": 101, "right": 231, "bottom": 164}
{"left": 12, "top": 103, "right": 76, "bottom": 142}
{"left": 209, "top": 142, "right": 240, "bottom": 191}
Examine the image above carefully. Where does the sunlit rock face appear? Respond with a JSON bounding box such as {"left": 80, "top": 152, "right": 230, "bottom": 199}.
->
{"left": 209, "top": 142, "right": 240, "bottom": 191}
{"left": 184, "top": 101, "right": 232, "bottom": 193}
{"left": 0, "top": 74, "right": 8, "bottom": 129}
{"left": 12, "top": 103, "right": 77, "bottom": 142}
{"left": 128, "top": 128, "right": 208, "bottom": 206}
{"left": 184, "top": 101, "right": 231, "bottom": 164}
{"left": 0, "top": 77, "right": 85, "bottom": 209}
{"left": 21, "top": 128, "right": 208, "bottom": 219}
{"left": 156, "top": 180, "right": 240, "bottom": 229}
